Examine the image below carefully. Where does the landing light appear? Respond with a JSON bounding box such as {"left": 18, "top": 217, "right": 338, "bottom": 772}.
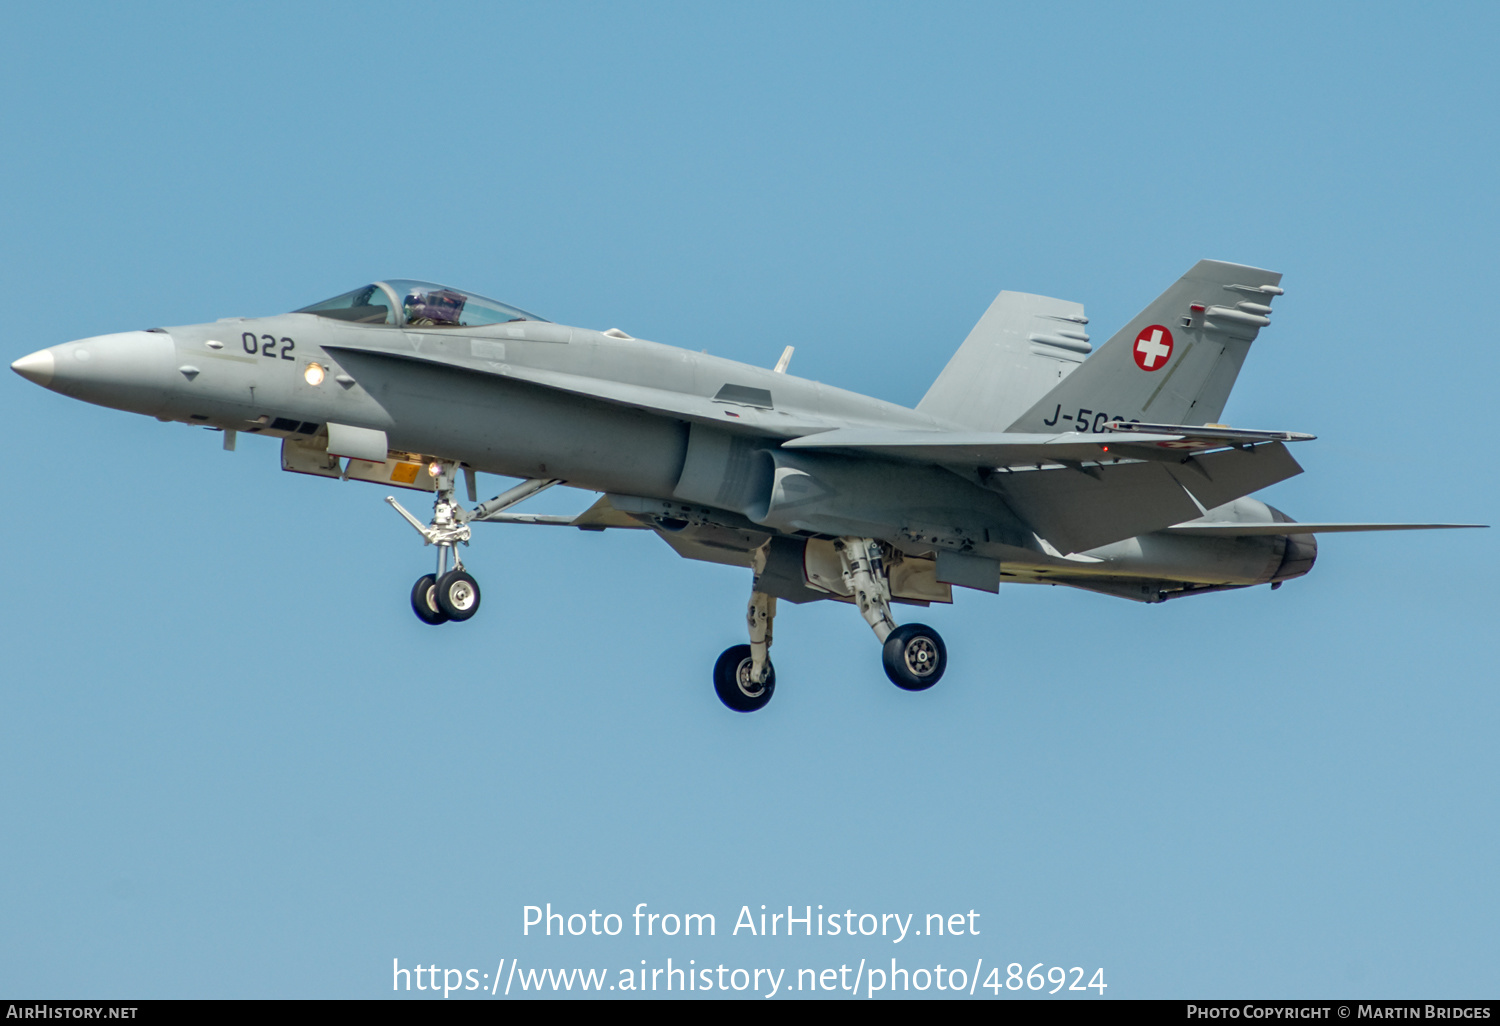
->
{"left": 428, "top": 461, "right": 443, "bottom": 478}
{"left": 304, "top": 362, "right": 326, "bottom": 386}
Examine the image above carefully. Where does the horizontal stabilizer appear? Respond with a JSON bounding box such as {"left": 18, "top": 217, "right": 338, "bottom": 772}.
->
{"left": 1167, "top": 522, "right": 1486, "bottom": 536}
{"left": 993, "top": 442, "right": 1304, "bottom": 553}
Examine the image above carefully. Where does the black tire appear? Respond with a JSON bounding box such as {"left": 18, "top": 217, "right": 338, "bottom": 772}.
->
{"left": 882, "top": 623, "right": 946, "bottom": 691}
{"left": 436, "top": 569, "right": 481, "bottom": 621}
{"left": 713, "top": 644, "right": 775, "bottom": 712}
{"left": 411, "top": 574, "right": 449, "bottom": 625}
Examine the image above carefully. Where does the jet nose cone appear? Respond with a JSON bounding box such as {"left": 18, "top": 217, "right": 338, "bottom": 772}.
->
{"left": 11, "top": 349, "right": 55, "bottom": 388}
{"left": 15, "top": 331, "right": 176, "bottom": 416}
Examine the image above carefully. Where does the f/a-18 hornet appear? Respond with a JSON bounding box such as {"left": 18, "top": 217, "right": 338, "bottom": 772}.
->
{"left": 11, "top": 261, "right": 1479, "bottom": 711}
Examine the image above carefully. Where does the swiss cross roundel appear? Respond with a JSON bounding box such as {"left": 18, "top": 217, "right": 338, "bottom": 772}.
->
{"left": 1133, "top": 324, "right": 1174, "bottom": 371}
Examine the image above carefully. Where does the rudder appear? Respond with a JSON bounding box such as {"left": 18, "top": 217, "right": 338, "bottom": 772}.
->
{"left": 1006, "top": 260, "right": 1283, "bottom": 433}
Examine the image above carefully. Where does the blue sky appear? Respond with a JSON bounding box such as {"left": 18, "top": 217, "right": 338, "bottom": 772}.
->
{"left": 1, "top": 1, "right": 1495, "bottom": 999}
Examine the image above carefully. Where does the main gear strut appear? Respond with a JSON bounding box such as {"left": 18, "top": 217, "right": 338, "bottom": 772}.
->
{"left": 713, "top": 543, "right": 779, "bottom": 712}
{"left": 834, "top": 536, "right": 948, "bottom": 693}
{"left": 834, "top": 537, "right": 897, "bottom": 642}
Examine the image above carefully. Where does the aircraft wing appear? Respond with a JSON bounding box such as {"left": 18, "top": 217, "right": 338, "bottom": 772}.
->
{"left": 786, "top": 425, "right": 1311, "bottom": 553}
{"left": 1166, "top": 522, "right": 1486, "bottom": 536}
{"left": 782, "top": 423, "right": 1313, "bottom": 467}
{"left": 323, "top": 343, "right": 848, "bottom": 438}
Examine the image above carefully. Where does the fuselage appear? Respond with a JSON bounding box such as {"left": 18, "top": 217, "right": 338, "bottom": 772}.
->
{"left": 10, "top": 282, "right": 1315, "bottom": 601}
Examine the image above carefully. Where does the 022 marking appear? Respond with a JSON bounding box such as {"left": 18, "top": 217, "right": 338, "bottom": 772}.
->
{"left": 242, "top": 331, "right": 296, "bottom": 361}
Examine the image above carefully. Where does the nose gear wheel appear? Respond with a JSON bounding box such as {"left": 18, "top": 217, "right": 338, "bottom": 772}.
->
{"left": 387, "top": 467, "right": 562, "bottom": 626}
{"left": 436, "top": 569, "right": 480, "bottom": 620}
{"left": 411, "top": 573, "right": 449, "bottom": 625}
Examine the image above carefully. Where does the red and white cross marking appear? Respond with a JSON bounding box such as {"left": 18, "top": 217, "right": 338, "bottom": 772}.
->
{"left": 1133, "top": 324, "right": 1173, "bottom": 371}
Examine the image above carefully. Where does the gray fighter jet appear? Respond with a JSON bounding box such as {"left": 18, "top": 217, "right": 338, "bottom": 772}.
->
{"left": 11, "top": 262, "right": 1479, "bottom": 711}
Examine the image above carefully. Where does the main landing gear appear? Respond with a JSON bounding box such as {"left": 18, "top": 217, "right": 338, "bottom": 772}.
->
{"left": 712, "top": 537, "right": 948, "bottom": 712}
{"left": 714, "top": 588, "right": 778, "bottom": 712}
{"left": 387, "top": 464, "right": 560, "bottom": 626}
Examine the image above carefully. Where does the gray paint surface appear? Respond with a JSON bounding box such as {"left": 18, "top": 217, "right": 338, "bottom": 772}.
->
{"left": 10, "top": 263, "right": 1478, "bottom": 616}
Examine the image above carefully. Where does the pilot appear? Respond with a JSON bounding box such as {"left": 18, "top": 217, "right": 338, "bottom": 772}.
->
{"left": 403, "top": 287, "right": 467, "bottom": 326}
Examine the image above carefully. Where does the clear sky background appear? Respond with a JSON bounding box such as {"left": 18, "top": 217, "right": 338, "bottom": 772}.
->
{"left": 1, "top": 0, "right": 1495, "bottom": 1000}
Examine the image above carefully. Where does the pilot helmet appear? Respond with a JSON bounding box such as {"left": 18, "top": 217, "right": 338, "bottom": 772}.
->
{"left": 403, "top": 287, "right": 467, "bottom": 326}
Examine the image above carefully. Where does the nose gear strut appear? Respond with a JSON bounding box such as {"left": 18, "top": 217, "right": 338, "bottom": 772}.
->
{"left": 386, "top": 465, "right": 562, "bottom": 625}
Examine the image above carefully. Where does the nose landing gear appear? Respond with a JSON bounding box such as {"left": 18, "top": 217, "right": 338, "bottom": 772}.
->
{"left": 387, "top": 464, "right": 558, "bottom": 626}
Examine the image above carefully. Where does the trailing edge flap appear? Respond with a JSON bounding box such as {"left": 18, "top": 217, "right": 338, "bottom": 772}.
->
{"left": 916, "top": 291, "right": 1091, "bottom": 432}
{"left": 995, "top": 442, "right": 1303, "bottom": 554}
{"left": 322, "top": 344, "right": 841, "bottom": 438}
{"left": 782, "top": 426, "right": 1310, "bottom": 465}
{"left": 1166, "top": 521, "right": 1487, "bottom": 536}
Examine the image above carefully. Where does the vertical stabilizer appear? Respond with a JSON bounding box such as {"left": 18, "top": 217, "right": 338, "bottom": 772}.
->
{"left": 1006, "top": 260, "right": 1283, "bottom": 433}
{"left": 917, "top": 291, "right": 1091, "bottom": 431}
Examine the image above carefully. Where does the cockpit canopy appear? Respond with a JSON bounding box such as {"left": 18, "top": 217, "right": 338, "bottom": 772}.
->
{"left": 296, "top": 280, "right": 547, "bottom": 328}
